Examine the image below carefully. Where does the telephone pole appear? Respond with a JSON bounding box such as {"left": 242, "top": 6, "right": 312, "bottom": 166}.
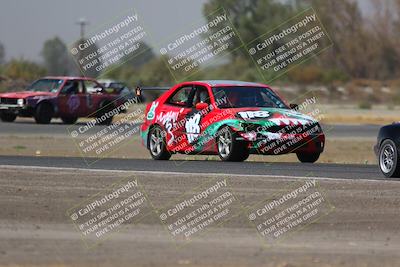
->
{"left": 76, "top": 18, "right": 88, "bottom": 40}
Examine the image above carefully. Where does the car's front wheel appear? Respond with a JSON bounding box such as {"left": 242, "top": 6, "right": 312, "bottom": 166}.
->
{"left": 296, "top": 152, "right": 320, "bottom": 163}
{"left": 0, "top": 112, "right": 17, "bottom": 122}
{"left": 149, "top": 125, "right": 171, "bottom": 160}
{"left": 216, "top": 126, "right": 249, "bottom": 162}
{"left": 34, "top": 102, "right": 53, "bottom": 124}
{"left": 379, "top": 139, "right": 400, "bottom": 178}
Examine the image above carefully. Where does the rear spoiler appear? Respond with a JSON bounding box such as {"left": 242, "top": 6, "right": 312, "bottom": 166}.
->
{"left": 135, "top": 86, "right": 170, "bottom": 96}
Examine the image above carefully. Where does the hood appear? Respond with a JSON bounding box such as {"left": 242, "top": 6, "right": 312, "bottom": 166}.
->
{"left": 0, "top": 91, "right": 55, "bottom": 99}
{"left": 231, "top": 107, "right": 317, "bottom": 126}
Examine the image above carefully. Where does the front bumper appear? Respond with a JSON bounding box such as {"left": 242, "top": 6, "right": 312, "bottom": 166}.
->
{"left": 0, "top": 104, "right": 24, "bottom": 111}
{"left": 236, "top": 131, "right": 325, "bottom": 155}
{"left": 234, "top": 121, "right": 325, "bottom": 155}
{"left": 0, "top": 104, "right": 32, "bottom": 116}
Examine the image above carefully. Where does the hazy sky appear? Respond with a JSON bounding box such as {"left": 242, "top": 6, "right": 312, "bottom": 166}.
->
{"left": 0, "top": 0, "right": 208, "bottom": 62}
{"left": 0, "top": 0, "right": 371, "bottom": 62}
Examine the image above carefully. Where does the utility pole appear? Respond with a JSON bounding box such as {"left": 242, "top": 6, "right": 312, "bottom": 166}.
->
{"left": 76, "top": 18, "right": 88, "bottom": 40}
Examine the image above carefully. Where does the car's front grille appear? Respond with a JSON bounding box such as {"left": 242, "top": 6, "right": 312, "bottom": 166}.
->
{"left": 0, "top": 98, "right": 18, "bottom": 105}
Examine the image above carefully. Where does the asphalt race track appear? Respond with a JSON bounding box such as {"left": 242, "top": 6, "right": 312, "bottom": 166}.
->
{"left": 0, "top": 120, "right": 380, "bottom": 138}
{"left": 0, "top": 155, "right": 386, "bottom": 180}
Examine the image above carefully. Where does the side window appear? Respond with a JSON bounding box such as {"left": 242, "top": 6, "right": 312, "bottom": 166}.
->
{"left": 193, "top": 86, "right": 211, "bottom": 105}
{"left": 84, "top": 81, "right": 102, "bottom": 94}
{"left": 60, "top": 80, "right": 85, "bottom": 94}
{"left": 61, "top": 81, "right": 78, "bottom": 94}
{"left": 77, "top": 81, "right": 85, "bottom": 94}
{"left": 166, "top": 86, "right": 194, "bottom": 107}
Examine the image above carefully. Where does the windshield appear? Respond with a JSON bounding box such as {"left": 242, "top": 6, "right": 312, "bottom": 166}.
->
{"left": 28, "top": 79, "right": 64, "bottom": 93}
{"left": 212, "top": 86, "right": 288, "bottom": 109}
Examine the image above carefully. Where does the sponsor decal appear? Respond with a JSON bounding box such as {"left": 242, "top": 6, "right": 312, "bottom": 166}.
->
{"left": 185, "top": 113, "right": 201, "bottom": 144}
{"left": 156, "top": 111, "right": 179, "bottom": 145}
{"left": 238, "top": 111, "right": 270, "bottom": 119}
{"left": 269, "top": 118, "right": 309, "bottom": 126}
{"left": 67, "top": 95, "right": 80, "bottom": 112}
{"left": 147, "top": 101, "right": 158, "bottom": 120}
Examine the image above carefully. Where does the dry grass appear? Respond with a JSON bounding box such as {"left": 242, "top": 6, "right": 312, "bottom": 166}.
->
{"left": 319, "top": 104, "right": 399, "bottom": 125}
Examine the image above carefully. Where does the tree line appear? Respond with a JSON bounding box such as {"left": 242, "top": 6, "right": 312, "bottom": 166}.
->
{"left": 0, "top": 0, "right": 399, "bottom": 89}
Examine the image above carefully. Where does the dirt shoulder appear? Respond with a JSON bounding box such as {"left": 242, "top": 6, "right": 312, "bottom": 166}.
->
{"left": 0, "top": 166, "right": 399, "bottom": 267}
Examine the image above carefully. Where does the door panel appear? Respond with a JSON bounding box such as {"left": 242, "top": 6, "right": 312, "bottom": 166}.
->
{"left": 157, "top": 85, "right": 194, "bottom": 153}
{"left": 184, "top": 85, "right": 214, "bottom": 153}
{"left": 58, "top": 80, "right": 88, "bottom": 118}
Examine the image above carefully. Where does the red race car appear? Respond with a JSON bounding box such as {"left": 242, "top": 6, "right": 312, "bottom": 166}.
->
{"left": 140, "top": 80, "right": 325, "bottom": 163}
{"left": 0, "top": 76, "right": 126, "bottom": 124}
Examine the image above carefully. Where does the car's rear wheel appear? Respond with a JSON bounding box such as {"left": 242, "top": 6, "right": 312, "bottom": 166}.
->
{"left": 216, "top": 126, "right": 249, "bottom": 162}
{"left": 34, "top": 102, "right": 53, "bottom": 124}
{"left": 296, "top": 152, "right": 320, "bottom": 163}
{"left": 149, "top": 125, "right": 171, "bottom": 160}
{"left": 379, "top": 139, "right": 400, "bottom": 178}
{"left": 0, "top": 112, "right": 17, "bottom": 122}
{"left": 61, "top": 116, "right": 78, "bottom": 124}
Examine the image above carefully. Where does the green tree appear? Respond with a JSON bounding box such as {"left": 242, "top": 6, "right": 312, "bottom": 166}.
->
{"left": 133, "top": 56, "right": 175, "bottom": 86}
{"left": 41, "top": 37, "right": 73, "bottom": 76}
{"left": 203, "top": 0, "right": 295, "bottom": 60}
{"left": 103, "top": 41, "right": 155, "bottom": 81}
{"left": 123, "top": 41, "right": 155, "bottom": 69}
{"left": 4, "top": 59, "right": 46, "bottom": 81}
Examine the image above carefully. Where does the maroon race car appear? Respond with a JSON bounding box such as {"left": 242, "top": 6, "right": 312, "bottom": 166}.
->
{"left": 0, "top": 76, "right": 125, "bottom": 124}
{"left": 140, "top": 80, "right": 325, "bottom": 163}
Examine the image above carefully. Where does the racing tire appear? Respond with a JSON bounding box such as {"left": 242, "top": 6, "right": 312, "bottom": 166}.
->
{"left": 34, "top": 102, "right": 53, "bottom": 124}
{"left": 61, "top": 116, "right": 78, "bottom": 124}
{"left": 148, "top": 125, "right": 171, "bottom": 160}
{"left": 379, "top": 139, "right": 400, "bottom": 178}
{"left": 97, "top": 101, "right": 114, "bottom": 125}
{"left": 0, "top": 112, "right": 17, "bottom": 122}
{"left": 296, "top": 152, "right": 320, "bottom": 163}
{"left": 216, "top": 126, "right": 249, "bottom": 162}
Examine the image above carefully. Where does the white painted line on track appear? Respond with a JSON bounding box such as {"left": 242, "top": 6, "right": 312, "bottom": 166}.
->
{"left": 0, "top": 164, "right": 389, "bottom": 183}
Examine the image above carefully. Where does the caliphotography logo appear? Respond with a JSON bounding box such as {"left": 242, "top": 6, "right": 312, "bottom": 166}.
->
{"left": 66, "top": 176, "right": 153, "bottom": 249}
{"left": 66, "top": 94, "right": 145, "bottom": 166}
{"left": 246, "top": 177, "right": 335, "bottom": 247}
{"left": 154, "top": 177, "right": 243, "bottom": 247}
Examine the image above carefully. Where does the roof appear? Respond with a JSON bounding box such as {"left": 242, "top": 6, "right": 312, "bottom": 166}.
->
{"left": 194, "top": 80, "right": 267, "bottom": 87}
{"left": 43, "top": 76, "right": 96, "bottom": 81}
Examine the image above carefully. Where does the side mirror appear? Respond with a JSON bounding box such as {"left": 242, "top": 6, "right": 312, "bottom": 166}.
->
{"left": 195, "top": 102, "right": 208, "bottom": 110}
{"left": 289, "top": 103, "right": 298, "bottom": 110}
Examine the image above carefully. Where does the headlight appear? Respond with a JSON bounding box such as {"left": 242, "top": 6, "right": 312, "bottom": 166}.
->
{"left": 17, "top": 98, "right": 25, "bottom": 105}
